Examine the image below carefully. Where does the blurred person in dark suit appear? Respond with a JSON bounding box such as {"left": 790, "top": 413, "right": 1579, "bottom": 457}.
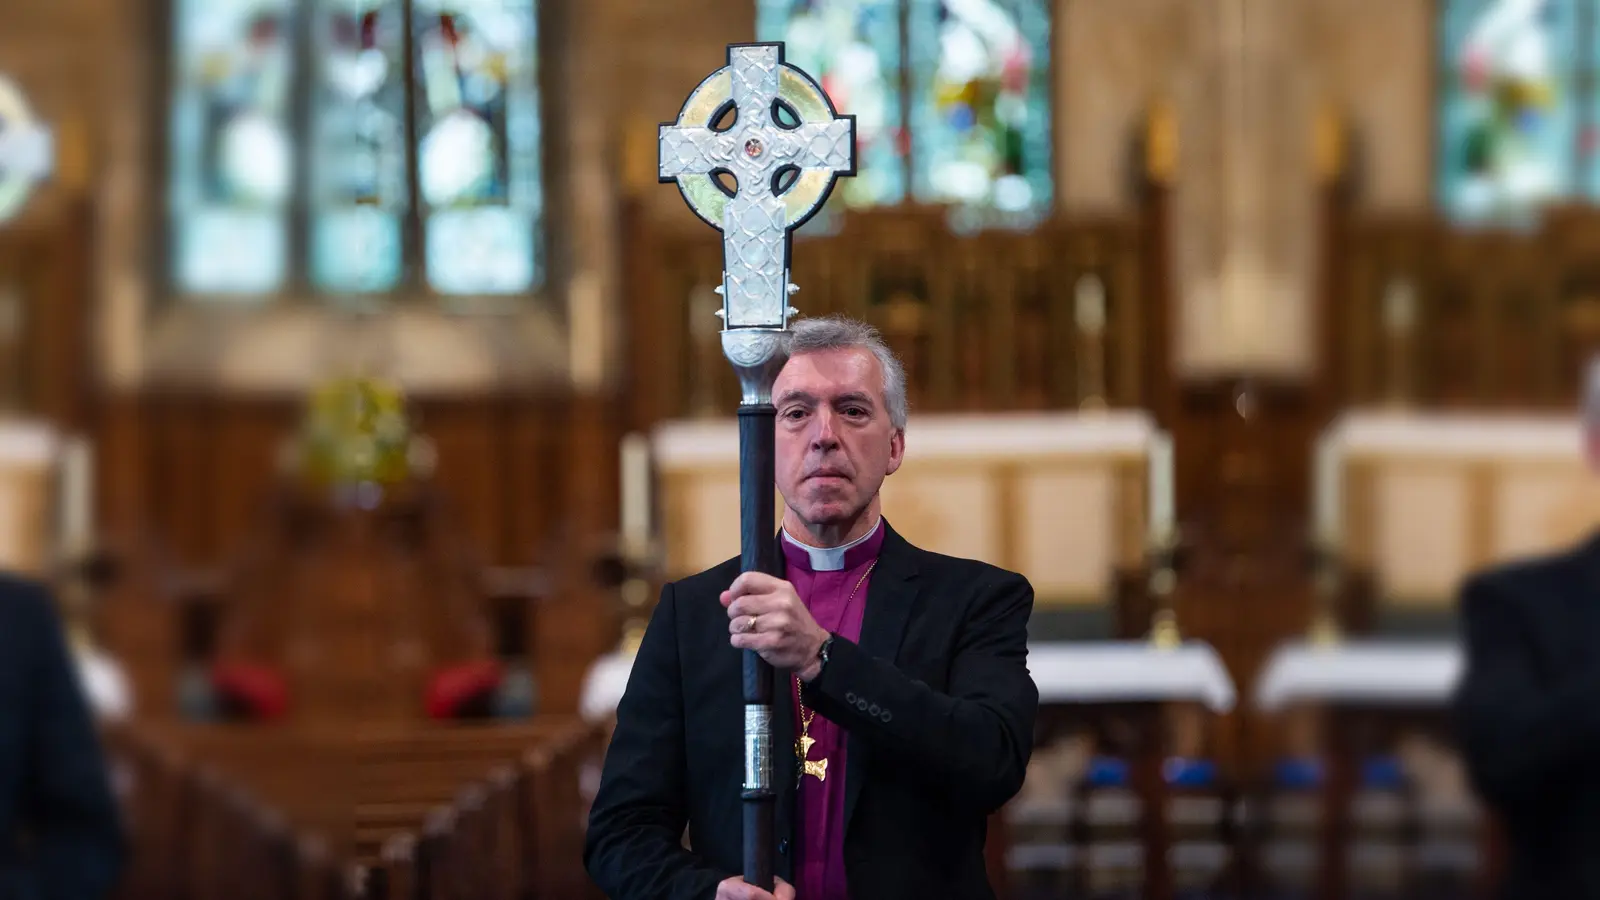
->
{"left": 0, "top": 574, "right": 125, "bottom": 898}
{"left": 1456, "top": 360, "right": 1600, "bottom": 898}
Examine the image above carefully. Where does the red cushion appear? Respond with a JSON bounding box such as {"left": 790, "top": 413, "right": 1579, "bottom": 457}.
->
{"left": 426, "top": 660, "right": 504, "bottom": 719}
{"left": 210, "top": 662, "right": 289, "bottom": 720}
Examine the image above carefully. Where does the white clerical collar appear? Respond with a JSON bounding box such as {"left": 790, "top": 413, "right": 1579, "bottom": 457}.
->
{"left": 781, "top": 518, "right": 882, "bottom": 572}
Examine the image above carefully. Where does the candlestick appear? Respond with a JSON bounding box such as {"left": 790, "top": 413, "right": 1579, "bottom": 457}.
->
{"left": 1074, "top": 274, "right": 1106, "bottom": 335}
{"left": 1382, "top": 277, "right": 1417, "bottom": 407}
{"left": 1382, "top": 277, "right": 1416, "bottom": 335}
{"left": 1309, "top": 563, "right": 1343, "bottom": 646}
{"left": 1075, "top": 274, "right": 1108, "bottom": 410}
{"left": 619, "top": 433, "right": 652, "bottom": 558}
{"left": 1147, "top": 432, "right": 1175, "bottom": 546}
{"left": 1313, "top": 436, "right": 1340, "bottom": 551}
{"left": 1147, "top": 566, "right": 1180, "bottom": 650}
{"left": 569, "top": 270, "right": 606, "bottom": 391}
{"left": 58, "top": 435, "right": 92, "bottom": 560}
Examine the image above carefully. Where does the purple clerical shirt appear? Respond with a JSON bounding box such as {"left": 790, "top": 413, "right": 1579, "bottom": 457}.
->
{"left": 781, "top": 520, "right": 885, "bottom": 900}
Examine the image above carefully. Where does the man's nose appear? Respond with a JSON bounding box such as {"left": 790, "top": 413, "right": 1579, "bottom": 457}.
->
{"left": 810, "top": 409, "right": 840, "bottom": 449}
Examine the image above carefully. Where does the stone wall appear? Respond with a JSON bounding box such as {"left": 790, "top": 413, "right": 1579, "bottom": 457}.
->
{"left": 1306, "top": 0, "right": 1433, "bottom": 215}
{"left": 1059, "top": 0, "right": 1433, "bottom": 376}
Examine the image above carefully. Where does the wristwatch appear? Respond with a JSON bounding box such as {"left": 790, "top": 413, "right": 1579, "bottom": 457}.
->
{"left": 816, "top": 634, "right": 836, "bottom": 674}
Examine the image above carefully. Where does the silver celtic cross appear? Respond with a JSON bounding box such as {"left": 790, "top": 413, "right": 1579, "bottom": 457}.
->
{"left": 657, "top": 49, "right": 857, "bottom": 866}
{"left": 659, "top": 42, "right": 855, "bottom": 386}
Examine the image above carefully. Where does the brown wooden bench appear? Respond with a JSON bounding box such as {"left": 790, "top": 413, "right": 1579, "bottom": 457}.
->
{"left": 104, "top": 717, "right": 604, "bottom": 900}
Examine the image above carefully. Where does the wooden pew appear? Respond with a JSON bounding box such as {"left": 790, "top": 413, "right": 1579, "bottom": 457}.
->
{"left": 105, "top": 717, "right": 603, "bottom": 900}
{"left": 367, "top": 832, "right": 418, "bottom": 900}
{"left": 167, "top": 764, "right": 350, "bottom": 900}
{"left": 106, "top": 724, "right": 190, "bottom": 900}
{"left": 522, "top": 733, "right": 597, "bottom": 899}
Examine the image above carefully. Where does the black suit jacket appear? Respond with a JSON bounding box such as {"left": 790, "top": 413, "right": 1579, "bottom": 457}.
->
{"left": 0, "top": 576, "right": 125, "bottom": 899}
{"left": 1455, "top": 533, "right": 1600, "bottom": 898}
{"left": 585, "top": 521, "right": 1038, "bottom": 900}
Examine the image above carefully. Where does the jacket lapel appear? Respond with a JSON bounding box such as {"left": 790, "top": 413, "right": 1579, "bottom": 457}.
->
{"left": 844, "top": 520, "right": 921, "bottom": 831}
{"left": 1568, "top": 529, "right": 1600, "bottom": 640}
{"left": 771, "top": 531, "right": 797, "bottom": 878}
{"left": 774, "top": 648, "right": 797, "bottom": 877}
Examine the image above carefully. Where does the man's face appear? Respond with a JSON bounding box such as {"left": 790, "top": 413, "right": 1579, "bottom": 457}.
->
{"left": 773, "top": 347, "right": 905, "bottom": 531}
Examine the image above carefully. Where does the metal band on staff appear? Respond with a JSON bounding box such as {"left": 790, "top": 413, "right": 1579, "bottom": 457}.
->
{"left": 658, "top": 42, "right": 856, "bottom": 890}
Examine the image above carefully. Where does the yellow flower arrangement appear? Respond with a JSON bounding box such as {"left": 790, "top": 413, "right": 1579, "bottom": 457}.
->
{"left": 295, "top": 375, "right": 413, "bottom": 488}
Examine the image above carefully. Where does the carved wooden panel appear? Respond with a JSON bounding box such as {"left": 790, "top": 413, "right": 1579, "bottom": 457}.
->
{"left": 1332, "top": 208, "right": 1600, "bottom": 410}
{"left": 1174, "top": 377, "right": 1318, "bottom": 555}
{"left": 621, "top": 205, "right": 1166, "bottom": 429}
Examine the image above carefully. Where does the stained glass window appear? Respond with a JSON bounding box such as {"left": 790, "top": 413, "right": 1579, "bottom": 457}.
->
{"left": 310, "top": 0, "right": 408, "bottom": 293}
{"left": 757, "top": 0, "right": 907, "bottom": 210}
{"left": 1437, "top": 0, "right": 1580, "bottom": 225}
{"left": 168, "top": 0, "right": 297, "bottom": 297}
{"left": 413, "top": 0, "right": 544, "bottom": 295}
{"left": 168, "top": 0, "right": 545, "bottom": 300}
{"left": 756, "top": 0, "right": 1052, "bottom": 228}
{"left": 908, "top": 0, "right": 1052, "bottom": 226}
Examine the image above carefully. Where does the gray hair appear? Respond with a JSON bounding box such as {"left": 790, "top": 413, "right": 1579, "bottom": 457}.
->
{"left": 787, "top": 316, "right": 909, "bottom": 431}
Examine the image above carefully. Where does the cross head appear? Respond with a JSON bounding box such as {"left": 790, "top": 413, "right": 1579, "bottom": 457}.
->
{"left": 659, "top": 43, "right": 855, "bottom": 330}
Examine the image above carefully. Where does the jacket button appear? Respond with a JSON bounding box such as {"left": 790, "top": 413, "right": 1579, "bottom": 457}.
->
{"left": 868, "top": 703, "right": 880, "bottom": 717}
{"left": 845, "top": 691, "right": 857, "bottom": 704}
{"left": 881, "top": 710, "right": 893, "bottom": 723}
{"left": 856, "top": 698, "right": 869, "bottom": 711}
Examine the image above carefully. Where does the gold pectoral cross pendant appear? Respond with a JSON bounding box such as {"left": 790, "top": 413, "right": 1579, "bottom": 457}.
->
{"left": 795, "top": 735, "right": 828, "bottom": 783}
{"left": 804, "top": 757, "right": 828, "bottom": 782}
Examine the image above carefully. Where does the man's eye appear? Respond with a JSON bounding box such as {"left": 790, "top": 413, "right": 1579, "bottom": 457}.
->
{"left": 783, "top": 409, "right": 806, "bottom": 419}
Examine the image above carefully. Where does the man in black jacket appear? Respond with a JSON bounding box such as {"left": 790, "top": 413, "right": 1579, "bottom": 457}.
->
{"left": 585, "top": 317, "right": 1038, "bottom": 900}
{"left": 0, "top": 574, "right": 126, "bottom": 898}
{"left": 1455, "top": 528, "right": 1600, "bottom": 899}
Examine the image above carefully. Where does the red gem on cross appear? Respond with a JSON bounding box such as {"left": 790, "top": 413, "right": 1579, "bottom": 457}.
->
{"left": 744, "top": 138, "right": 764, "bottom": 159}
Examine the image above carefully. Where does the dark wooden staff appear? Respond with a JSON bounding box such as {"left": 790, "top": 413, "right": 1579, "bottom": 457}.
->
{"left": 657, "top": 41, "right": 856, "bottom": 890}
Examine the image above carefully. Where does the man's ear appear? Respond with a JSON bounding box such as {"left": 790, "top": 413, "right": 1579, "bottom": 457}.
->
{"left": 885, "top": 429, "right": 906, "bottom": 477}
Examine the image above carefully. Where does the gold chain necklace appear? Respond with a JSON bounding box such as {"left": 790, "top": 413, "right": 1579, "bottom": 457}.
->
{"left": 794, "top": 559, "right": 876, "bottom": 785}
